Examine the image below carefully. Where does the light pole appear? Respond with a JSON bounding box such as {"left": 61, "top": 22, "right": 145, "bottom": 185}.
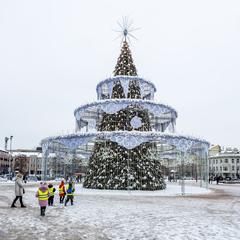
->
{"left": 4, "top": 137, "right": 9, "bottom": 150}
{"left": 9, "top": 136, "right": 13, "bottom": 178}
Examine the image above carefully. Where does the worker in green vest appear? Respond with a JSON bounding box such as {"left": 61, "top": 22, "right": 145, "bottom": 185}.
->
{"left": 65, "top": 182, "right": 75, "bottom": 206}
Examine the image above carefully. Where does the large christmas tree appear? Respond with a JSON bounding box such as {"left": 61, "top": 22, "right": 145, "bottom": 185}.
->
{"left": 83, "top": 40, "right": 165, "bottom": 190}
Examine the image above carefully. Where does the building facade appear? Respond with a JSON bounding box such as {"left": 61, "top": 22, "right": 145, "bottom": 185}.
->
{"left": 0, "top": 149, "right": 11, "bottom": 174}
{"left": 12, "top": 149, "right": 85, "bottom": 179}
{"left": 209, "top": 146, "right": 240, "bottom": 179}
{"left": 12, "top": 149, "right": 42, "bottom": 176}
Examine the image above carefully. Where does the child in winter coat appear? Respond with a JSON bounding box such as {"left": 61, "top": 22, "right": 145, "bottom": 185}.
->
{"left": 36, "top": 182, "right": 49, "bottom": 216}
{"left": 48, "top": 183, "right": 56, "bottom": 206}
{"left": 58, "top": 180, "right": 66, "bottom": 204}
{"left": 65, "top": 182, "right": 75, "bottom": 206}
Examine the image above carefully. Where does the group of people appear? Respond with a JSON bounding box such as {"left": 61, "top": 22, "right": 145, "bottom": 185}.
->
{"left": 209, "top": 175, "right": 223, "bottom": 184}
{"left": 36, "top": 180, "right": 76, "bottom": 216}
{"left": 11, "top": 173, "right": 76, "bottom": 217}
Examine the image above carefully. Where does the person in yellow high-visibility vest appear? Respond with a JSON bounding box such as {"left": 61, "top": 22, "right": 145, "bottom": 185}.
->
{"left": 36, "top": 182, "right": 49, "bottom": 216}
{"left": 64, "top": 182, "right": 75, "bottom": 206}
{"left": 48, "top": 183, "right": 56, "bottom": 206}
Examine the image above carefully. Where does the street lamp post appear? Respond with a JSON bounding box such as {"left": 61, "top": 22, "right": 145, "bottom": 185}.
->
{"left": 4, "top": 137, "right": 9, "bottom": 150}
{"left": 9, "top": 136, "right": 13, "bottom": 179}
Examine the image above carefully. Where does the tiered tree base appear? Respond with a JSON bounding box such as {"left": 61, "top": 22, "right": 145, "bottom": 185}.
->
{"left": 83, "top": 141, "right": 166, "bottom": 190}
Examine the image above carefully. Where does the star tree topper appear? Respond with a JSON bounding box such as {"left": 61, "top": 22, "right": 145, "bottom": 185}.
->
{"left": 113, "top": 17, "right": 140, "bottom": 76}
{"left": 114, "top": 16, "right": 140, "bottom": 43}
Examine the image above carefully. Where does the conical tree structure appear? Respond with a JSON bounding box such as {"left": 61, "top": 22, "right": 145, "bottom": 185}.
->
{"left": 83, "top": 40, "right": 165, "bottom": 190}
{"left": 113, "top": 41, "right": 137, "bottom": 76}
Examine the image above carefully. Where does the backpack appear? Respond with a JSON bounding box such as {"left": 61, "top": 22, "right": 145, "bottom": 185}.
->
{"left": 67, "top": 187, "right": 72, "bottom": 194}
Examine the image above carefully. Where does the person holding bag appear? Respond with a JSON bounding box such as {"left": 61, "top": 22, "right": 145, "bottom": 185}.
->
{"left": 11, "top": 173, "right": 26, "bottom": 208}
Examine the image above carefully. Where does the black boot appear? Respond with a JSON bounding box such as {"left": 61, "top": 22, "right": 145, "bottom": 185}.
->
{"left": 19, "top": 197, "right": 26, "bottom": 208}
{"left": 42, "top": 208, "right": 46, "bottom": 216}
{"left": 11, "top": 196, "right": 19, "bottom": 207}
{"left": 40, "top": 208, "right": 43, "bottom": 216}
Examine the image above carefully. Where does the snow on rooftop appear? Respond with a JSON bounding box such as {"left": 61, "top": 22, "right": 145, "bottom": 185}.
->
{"left": 0, "top": 148, "right": 8, "bottom": 153}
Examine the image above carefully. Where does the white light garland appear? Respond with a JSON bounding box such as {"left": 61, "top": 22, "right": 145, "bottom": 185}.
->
{"left": 41, "top": 131, "right": 209, "bottom": 153}
{"left": 96, "top": 76, "right": 157, "bottom": 100}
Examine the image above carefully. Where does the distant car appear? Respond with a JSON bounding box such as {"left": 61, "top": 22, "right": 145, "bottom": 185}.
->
{"left": 3, "top": 174, "right": 13, "bottom": 180}
{"left": 27, "top": 176, "right": 38, "bottom": 182}
{"left": 55, "top": 177, "right": 63, "bottom": 181}
{"left": 183, "top": 177, "right": 194, "bottom": 180}
{"left": 0, "top": 177, "right": 8, "bottom": 182}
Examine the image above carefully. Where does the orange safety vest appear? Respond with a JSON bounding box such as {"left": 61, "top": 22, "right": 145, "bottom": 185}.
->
{"left": 59, "top": 185, "right": 64, "bottom": 195}
{"left": 38, "top": 189, "right": 49, "bottom": 201}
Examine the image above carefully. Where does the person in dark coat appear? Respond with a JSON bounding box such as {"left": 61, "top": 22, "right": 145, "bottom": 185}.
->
{"left": 11, "top": 173, "right": 26, "bottom": 208}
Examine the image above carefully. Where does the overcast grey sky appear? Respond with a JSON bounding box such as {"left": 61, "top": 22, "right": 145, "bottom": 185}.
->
{"left": 0, "top": 0, "right": 239, "bottom": 150}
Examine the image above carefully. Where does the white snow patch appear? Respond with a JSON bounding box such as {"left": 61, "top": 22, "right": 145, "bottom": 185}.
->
{"left": 0, "top": 182, "right": 240, "bottom": 240}
{"left": 75, "top": 183, "right": 211, "bottom": 196}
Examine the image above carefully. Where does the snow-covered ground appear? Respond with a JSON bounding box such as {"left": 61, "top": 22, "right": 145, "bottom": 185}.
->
{"left": 0, "top": 181, "right": 240, "bottom": 240}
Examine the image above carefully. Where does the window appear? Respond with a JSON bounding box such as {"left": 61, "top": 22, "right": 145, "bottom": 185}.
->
{"left": 237, "top": 159, "right": 239, "bottom": 164}
{"left": 216, "top": 160, "right": 218, "bottom": 164}
{"left": 232, "top": 159, "right": 235, "bottom": 164}
{"left": 223, "top": 167, "right": 228, "bottom": 171}
{"left": 220, "top": 159, "right": 223, "bottom": 163}
{"left": 232, "top": 166, "right": 235, "bottom": 171}
{"left": 225, "top": 159, "right": 228, "bottom": 163}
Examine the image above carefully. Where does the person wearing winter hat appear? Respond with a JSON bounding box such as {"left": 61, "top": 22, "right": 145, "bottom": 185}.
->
{"left": 36, "top": 182, "right": 49, "bottom": 216}
{"left": 58, "top": 180, "right": 66, "bottom": 204}
{"left": 11, "top": 173, "right": 26, "bottom": 208}
{"left": 48, "top": 183, "right": 56, "bottom": 206}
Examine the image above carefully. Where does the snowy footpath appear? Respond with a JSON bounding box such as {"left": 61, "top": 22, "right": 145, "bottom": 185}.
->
{"left": 0, "top": 181, "right": 240, "bottom": 240}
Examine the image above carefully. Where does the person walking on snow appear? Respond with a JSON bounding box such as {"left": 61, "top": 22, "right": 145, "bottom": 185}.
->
{"left": 65, "top": 182, "right": 75, "bottom": 206}
{"left": 36, "top": 182, "right": 49, "bottom": 216}
{"left": 48, "top": 183, "right": 56, "bottom": 206}
{"left": 11, "top": 173, "right": 26, "bottom": 208}
{"left": 59, "top": 180, "right": 66, "bottom": 204}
